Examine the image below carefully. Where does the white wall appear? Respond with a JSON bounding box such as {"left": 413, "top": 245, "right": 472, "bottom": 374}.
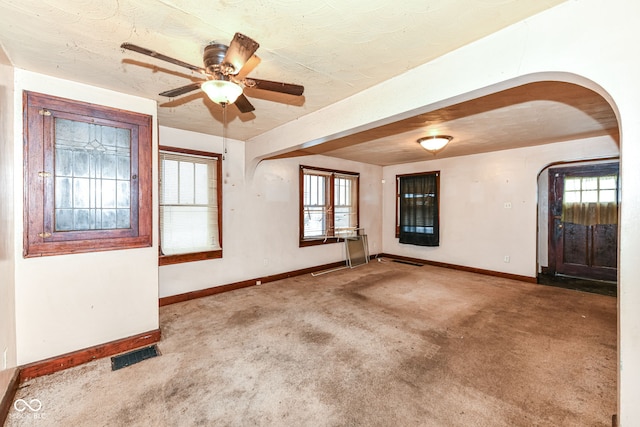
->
{"left": 4, "top": 0, "right": 639, "bottom": 421}
{"left": 382, "top": 136, "right": 618, "bottom": 278}
{"left": 12, "top": 70, "right": 159, "bottom": 365}
{"left": 0, "top": 48, "right": 17, "bottom": 390}
{"left": 246, "top": 0, "right": 640, "bottom": 422}
{"left": 158, "top": 126, "right": 383, "bottom": 298}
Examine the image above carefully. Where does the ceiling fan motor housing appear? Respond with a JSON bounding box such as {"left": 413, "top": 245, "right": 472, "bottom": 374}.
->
{"left": 204, "top": 42, "right": 228, "bottom": 74}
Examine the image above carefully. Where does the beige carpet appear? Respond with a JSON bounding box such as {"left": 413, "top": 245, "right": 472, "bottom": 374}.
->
{"left": 6, "top": 261, "right": 616, "bottom": 426}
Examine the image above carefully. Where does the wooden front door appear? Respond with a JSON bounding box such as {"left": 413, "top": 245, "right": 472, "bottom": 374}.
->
{"left": 548, "top": 163, "right": 619, "bottom": 282}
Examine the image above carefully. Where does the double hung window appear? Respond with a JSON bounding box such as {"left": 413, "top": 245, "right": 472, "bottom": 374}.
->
{"left": 300, "top": 166, "right": 359, "bottom": 245}
{"left": 159, "top": 147, "right": 222, "bottom": 265}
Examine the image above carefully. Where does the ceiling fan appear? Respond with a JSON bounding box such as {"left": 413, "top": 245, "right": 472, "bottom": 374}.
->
{"left": 120, "top": 33, "right": 304, "bottom": 113}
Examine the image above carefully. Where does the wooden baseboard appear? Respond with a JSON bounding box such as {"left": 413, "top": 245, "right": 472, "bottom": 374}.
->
{"left": 159, "top": 254, "right": 534, "bottom": 307}
{"left": 19, "top": 329, "right": 161, "bottom": 382}
{"left": 159, "top": 280, "right": 256, "bottom": 307}
{"left": 378, "top": 253, "right": 537, "bottom": 283}
{"left": 0, "top": 368, "right": 20, "bottom": 426}
{"left": 159, "top": 260, "right": 346, "bottom": 306}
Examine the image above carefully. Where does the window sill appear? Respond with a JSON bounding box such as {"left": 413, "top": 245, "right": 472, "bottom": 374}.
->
{"left": 159, "top": 250, "right": 222, "bottom": 266}
{"left": 299, "top": 238, "right": 344, "bottom": 247}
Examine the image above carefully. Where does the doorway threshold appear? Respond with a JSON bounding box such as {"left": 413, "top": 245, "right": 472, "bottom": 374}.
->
{"left": 537, "top": 274, "right": 617, "bottom": 297}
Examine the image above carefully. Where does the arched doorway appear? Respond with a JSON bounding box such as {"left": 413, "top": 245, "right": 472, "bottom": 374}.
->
{"left": 537, "top": 159, "right": 619, "bottom": 294}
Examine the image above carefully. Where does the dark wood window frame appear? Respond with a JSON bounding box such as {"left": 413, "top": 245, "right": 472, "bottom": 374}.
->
{"left": 299, "top": 165, "right": 360, "bottom": 247}
{"left": 158, "top": 146, "right": 223, "bottom": 266}
{"left": 23, "top": 91, "right": 152, "bottom": 257}
{"left": 395, "top": 171, "right": 440, "bottom": 245}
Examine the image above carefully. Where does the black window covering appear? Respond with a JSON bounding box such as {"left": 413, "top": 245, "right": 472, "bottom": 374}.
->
{"left": 399, "top": 172, "right": 439, "bottom": 246}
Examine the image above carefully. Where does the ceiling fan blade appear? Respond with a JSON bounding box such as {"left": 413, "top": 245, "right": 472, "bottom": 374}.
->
{"left": 223, "top": 33, "right": 260, "bottom": 75}
{"left": 121, "top": 43, "right": 207, "bottom": 74}
{"left": 234, "top": 93, "right": 255, "bottom": 113}
{"left": 245, "top": 78, "right": 304, "bottom": 96}
{"left": 159, "top": 82, "right": 202, "bottom": 97}
{"left": 236, "top": 55, "right": 261, "bottom": 79}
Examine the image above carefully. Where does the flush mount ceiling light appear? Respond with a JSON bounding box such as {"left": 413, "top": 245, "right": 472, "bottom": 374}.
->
{"left": 417, "top": 135, "right": 453, "bottom": 153}
{"left": 201, "top": 79, "right": 243, "bottom": 105}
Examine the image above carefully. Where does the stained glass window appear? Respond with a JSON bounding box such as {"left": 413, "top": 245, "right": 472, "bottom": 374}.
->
{"left": 54, "top": 119, "right": 132, "bottom": 231}
{"left": 23, "top": 91, "right": 152, "bottom": 257}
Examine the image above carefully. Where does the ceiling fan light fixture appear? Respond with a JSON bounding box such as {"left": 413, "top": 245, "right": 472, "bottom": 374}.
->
{"left": 121, "top": 33, "right": 304, "bottom": 114}
{"left": 201, "top": 79, "right": 243, "bottom": 105}
{"left": 417, "top": 135, "right": 453, "bottom": 153}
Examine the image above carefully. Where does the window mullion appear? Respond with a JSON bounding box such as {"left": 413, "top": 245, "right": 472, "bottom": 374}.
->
{"left": 328, "top": 174, "right": 335, "bottom": 237}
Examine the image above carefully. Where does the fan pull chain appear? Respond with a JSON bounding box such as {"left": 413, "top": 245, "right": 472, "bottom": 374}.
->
{"left": 222, "top": 103, "right": 228, "bottom": 161}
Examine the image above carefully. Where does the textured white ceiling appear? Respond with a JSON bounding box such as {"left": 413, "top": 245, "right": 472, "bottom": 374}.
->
{"left": 293, "top": 81, "right": 619, "bottom": 165}
{"left": 0, "top": 0, "right": 568, "bottom": 143}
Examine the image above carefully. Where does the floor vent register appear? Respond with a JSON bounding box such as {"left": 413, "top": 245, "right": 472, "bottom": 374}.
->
{"left": 111, "top": 345, "right": 159, "bottom": 371}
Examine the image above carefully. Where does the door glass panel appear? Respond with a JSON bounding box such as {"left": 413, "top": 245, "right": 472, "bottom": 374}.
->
{"left": 582, "top": 189, "right": 598, "bottom": 203}
{"left": 600, "top": 190, "right": 616, "bottom": 203}
{"left": 600, "top": 176, "right": 617, "bottom": 189}
{"left": 582, "top": 177, "right": 598, "bottom": 191}
{"left": 562, "top": 174, "right": 619, "bottom": 226}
